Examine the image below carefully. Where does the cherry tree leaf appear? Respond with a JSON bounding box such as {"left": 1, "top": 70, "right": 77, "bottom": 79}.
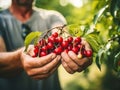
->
{"left": 24, "top": 31, "right": 42, "bottom": 52}
{"left": 67, "top": 24, "right": 83, "bottom": 37}
{"left": 95, "top": 48, "right": 105, "bottom": 71}
{"left": 93, "top": 4, "right": 109, "bottom": 25}
{"left": 84, "top": 31, "right": 102, "bottom": 52}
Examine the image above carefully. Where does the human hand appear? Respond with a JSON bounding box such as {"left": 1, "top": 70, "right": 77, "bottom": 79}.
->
{"left": 61, "top": 39, "right": 93, "bottom": 74}
{"left": 20, "top": 45, "right": 61, "bottom": 80}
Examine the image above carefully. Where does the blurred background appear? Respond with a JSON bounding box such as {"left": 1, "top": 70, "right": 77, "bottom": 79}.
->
{"left": 1, "top": 0, "right": 120, "bottom": 90}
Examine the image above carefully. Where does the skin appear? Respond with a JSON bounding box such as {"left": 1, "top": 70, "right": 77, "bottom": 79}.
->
{"left": 61, "top": 38, "right": 92, "bottom": 74}
{"left": 0, "top": 0, "right": 61, "bottom": 79}
{"left": 0, "top": 0, "right": 92, "bottom": 79}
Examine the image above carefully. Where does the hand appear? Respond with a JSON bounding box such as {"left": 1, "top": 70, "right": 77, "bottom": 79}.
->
{"left": 61, "top": 39, "right": 93, "bottom": 74}
{"left": 20, "top": 45, "right": 61, "bottom": 80}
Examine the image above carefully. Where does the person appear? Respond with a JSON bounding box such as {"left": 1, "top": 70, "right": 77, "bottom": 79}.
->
{"left": 0, "top": 0, "right": 92, "bottom": 90}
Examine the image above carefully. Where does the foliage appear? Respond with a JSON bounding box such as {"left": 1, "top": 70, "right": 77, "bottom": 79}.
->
{"left": 93, "top": 0, "right": 120, "bottom": 74}
{"left": 24, "top": 31, "right": 42, "bottom": 51}
{"left": 33, "top": 0, "right": 120, "bottom": 74}
{"left": 27, "top": 0, "right": 120, "bottom": 89}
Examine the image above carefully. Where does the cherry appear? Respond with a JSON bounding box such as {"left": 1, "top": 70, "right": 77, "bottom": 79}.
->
{"left": 61, "top": 41, "right": 69, "bottom": 48}
{"left": 47, "top": 42, "right": 54, "bottom": 49}
{"left": 54, "top": 46, "right": 63, "bottom": 55}
{"left": 39, "top": 39, "right": 46, "bottom": 46}
{"left": 77, "top": 53, "right": 82, "bottom": 59}
{"left": 48, "top": 36, "right": 55, "bottom": 43}
{"left": 32, "top": 27, "right": 93, "bottom": 58}
{"left": 52, "top": 32, "right": 58, "bottom": 38}
{"left": 55, "top": 36, "right": 63, "bottom": 43}
{"left": 33, "top": 46, "right": 39, "bottom": 54}
{"left": 41, "top": 45, "right": 48, "bottom": 51}
{"left": 74, "top": 37, "right": 81, "bottom": 43}
{"left": 40, "top": 51, "right": 47, "bottom": 57}
{"left": 84, "top": 50, "right": 93, "bottom": 57}
{"left": 34, "top": 48, "right": 39, "bottom": 54}
{"left": 67, "top": 36, "right": 73, "bottom": 43}
{"left": 72, "top": 46, "right": 79, "bottom": 54}
{"left": 67, "top": 44, "right": 73, "bottom": 50}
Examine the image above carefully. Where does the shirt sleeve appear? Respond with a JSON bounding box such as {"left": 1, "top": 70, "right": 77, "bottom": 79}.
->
{"left": 0, "top": 15, "right": 5, "bottom": 37}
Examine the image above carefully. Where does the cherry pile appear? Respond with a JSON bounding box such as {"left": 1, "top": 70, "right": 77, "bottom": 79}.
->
{"left": 32, "top": 31, "right": 92, "bottom": 58}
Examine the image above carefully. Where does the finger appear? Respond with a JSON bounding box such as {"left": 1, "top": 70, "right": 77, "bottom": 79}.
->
{"left": 31, "top": 62, "right": 60, "bottom": 80}
{"left": 61, "top": 58, "right": 75, "bottom": 74}
{"left": 27, "top": 55, "right": 61, "bottom": 76}
{"left": 26, "top": 45, "right": 35, "bottom": 56}
{"left": 61, "top": 52, "right": 79, "bottom": 71}
{"left": 68, "top": 51, "right": 92, "bottom": 67}
{"left": 23, "top": 53, "right": 57, "bottom": 68}
{"left": 77, "top": 59, "right": 91, "bottom": 72}
{"left": 77, "top": 67, "right": 83, "bottom": 72}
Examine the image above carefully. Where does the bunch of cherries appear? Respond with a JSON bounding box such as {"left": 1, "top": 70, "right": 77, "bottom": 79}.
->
{"left": 32, "top": 27, "right": 92, "bottom": 58}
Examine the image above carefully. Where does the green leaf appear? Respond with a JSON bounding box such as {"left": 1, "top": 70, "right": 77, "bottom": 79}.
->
{"left": 93, "top": 4, "right": 109, "bottom": 25}
{"left": 67, "top": 24, "right": 83, "bottom": 37}
{"left": 24, "top": 31, "right": 42, "bottom": 52}
{"left": 95, "top": 48, "right": 105, "bottom": 71}
{"left": 84, "top": 31, "right": 102, "bottom": 52}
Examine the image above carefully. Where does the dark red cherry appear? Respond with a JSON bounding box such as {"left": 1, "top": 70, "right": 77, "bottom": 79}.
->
{"left": 52, "top": 32, "right": 58, "bottom": 38}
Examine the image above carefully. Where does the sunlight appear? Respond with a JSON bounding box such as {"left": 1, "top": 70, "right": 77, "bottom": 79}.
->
{"left": 59, "top": 0, "right": 68, "bottom": 6}
{"left": 59, "top": 0, "right": 84, "bottom": 8}
{"left": 0, "top": 0, "right": 11, "bottom": 9}
{"left": 68, "top": 0, "right": 83, "bottom": 8}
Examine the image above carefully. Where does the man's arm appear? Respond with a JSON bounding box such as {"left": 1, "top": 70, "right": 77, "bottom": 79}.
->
{"left": 0, "top": 36, "right": 61, "bottom": 80}
{"left": 0, "top": 36, "right": 23, "bottom": 78}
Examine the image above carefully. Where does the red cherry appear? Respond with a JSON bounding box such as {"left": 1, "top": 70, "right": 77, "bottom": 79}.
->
{"left": 74, "top": 37, "right": 81, "bottom": 43}
{"left": 55, "top": 36, "right": 63, "bottom": 43}
{"left": 52, "top": 32, "right": 58, "bottom": 38}
{"left": 40, "top": 51, "right": 47, "bottom": 57}
{"left": 47, "top": 42, "right": 54, "bottom": 49}
{"left": 68, "top": 37, "right": 73, "bottom": 43}
{"left": 33, "top": 46, "right": 39, "bottom": 54}
{"left": 39, "top": 39, "right": 46, "bottom": 46}
{"left": 72, "top": 46, "right": 79, "bottom": 54}
{"left": 54, "top": 46, "right": 63, "bottom": 55}
{"left": 34, "top": 48, "right": 39, "bottom": 54}
{"left": 84, "top": 50, "right": 93, "bottom": 57}
{"left": 41, "top": 45, "right": 48, "bottom": 51}
{"left": 61, "top": 41, "right": 69, "bottom": 48}
{"left": 67, "top": 44, "right": 73, "bottom": 50}
{"left": 48, "top": 36, "right": 55, "bottom": 43}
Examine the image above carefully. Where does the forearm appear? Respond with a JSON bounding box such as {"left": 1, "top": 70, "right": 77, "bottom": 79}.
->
{"left": 0, "top": 49, "right": 23, "bottom": 78}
